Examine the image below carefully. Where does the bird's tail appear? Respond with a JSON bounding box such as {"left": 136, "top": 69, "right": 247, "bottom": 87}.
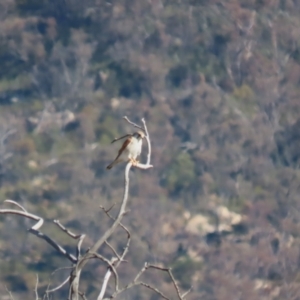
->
{"left": 106, "top": 159, "right": 121, "bottom": 170}
{"left": 106, "top": 163, "right": 113, "bottom": 170}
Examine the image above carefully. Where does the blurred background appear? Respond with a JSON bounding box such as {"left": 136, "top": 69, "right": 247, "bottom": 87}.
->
{"left": 0, "top": 0, "right": 300, "bottom": 299}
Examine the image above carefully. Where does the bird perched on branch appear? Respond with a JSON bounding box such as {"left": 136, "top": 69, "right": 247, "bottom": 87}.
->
{"left": 106, "top": 130, "right": 145, "bottom": 169}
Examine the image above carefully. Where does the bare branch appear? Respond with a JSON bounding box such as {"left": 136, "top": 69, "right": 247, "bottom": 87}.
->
{"left": 100, "top": 206, "right": 131, "bottom": 266}
{"left": 0, "top": 203, "right": 77, "bottom": 264}
{"left": 141, "top": 118, "right": 151, "bottom": 166}
{"left": 4, "top": 200, "right": 27, "bottom": 212}
{"left": 51, "top": 266, "right": 74, "bottom": 276}
{"left": 98, "top": 204, "right": 132, "bottom": 300}
{"left": 53, "top": 220, "right": 81, "bottom": 238}
{"left": 34, "top": 274, "right": 39, "bottom": 300}
{"left": 78, "top": 291, "right": 88, "bottom": 300}
{"left": 0, "top": 208, "right": 40, "bottom": 222}
{"left": 138, "top": 282, "right": 170, "bottom": 300}
{"left": 123, "top": 116, "right": 144, "bottom": 131}
{"left": 146, "top": 265, "right": 182, "bottom": 298}
{"left": 29, "top": 228, "right": 77, "bottom": 263}
{"left": 100, "top": 203, "right": 115, "bottom": 213}
{"left": 88, "top": 162, "right": 132, "bottom": 252}
{"left": 134, "top": 162, "right": 153, "bottom": 169}
{"left": 104, "top": 241, "right": 122, "bottom": 261}
{"left": 32, "top": 218, "right": 44, "bottom": 230}
{"left": 167, "top": 268, "right": 182, "bottom": 300}
{"left": 90, "top": 253, "right": 119, "bottom": 299}
{"left": 53, "top": 220, "right": 86, "bottom": 259}
{"left": 1, "top": 129, "right": 16, "bottom": 144}
{"left": 181, "top": 286, "right": 193, "bottom": 299}
{"left": 100, "top": 205, "right": 130, "bottom": 236}
{"left": 5, "top": 286, "right": 15, "bottom": 300}
{"left": 76, "top": 234, "right": 86, "bottom": 259}
{"left": 69, "top": 161, "right": 133, "bottom": 298}
{"left": 110, "top": 262, "right": 190, "bottom": 300}
{"left": 110, "top": 262, "right": 169, "bottom": 299}
{"left": 98, "top": 269, "right": 112, "bottom": 300}
{"left": 147, "top": 264, "right": 191, "bottom": 300}
{"left": 110, "top": 263, "right": 147, "bottom": 298}
{"left": 46, "top": 276, "right": 70, "bottom": 293}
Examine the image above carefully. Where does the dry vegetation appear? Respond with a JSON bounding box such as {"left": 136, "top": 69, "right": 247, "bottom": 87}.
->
{"left": 0, "top": 0, "right": 300, "bottom": 299}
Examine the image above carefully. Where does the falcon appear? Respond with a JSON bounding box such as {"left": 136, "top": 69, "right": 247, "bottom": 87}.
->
{"left": 106, "top": 130, "right": 145, "bottom": 169}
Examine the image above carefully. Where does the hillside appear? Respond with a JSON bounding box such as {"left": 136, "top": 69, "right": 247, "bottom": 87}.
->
{"left": 1, "top": 0, "right": 300, "bottom": 299}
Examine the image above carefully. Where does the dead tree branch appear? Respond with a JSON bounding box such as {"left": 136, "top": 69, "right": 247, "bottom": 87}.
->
{"left": 0, "top": 200, "right": 77, "bottom": 264}
{"left": 34, "top": 274, "right": 39, "bottom": 300}
{"left": 46, "top": 276, "right": 70, "bottom": 293}
{"left": 5, "top": 286, "right": 15, "bottom": 300}
{"left": 0, "top": 117, "right": 187, "bottom": 300}
{"left": 100, "top": 205, "right": 131, "bottom": 266}
{"left": 53, "top": 220, "right": 86, "bottom": 259}
{"left": 109, "top": 262, "right": 192, "bottom": 300}
{"left": 110, "top": 262, "right": 170, "bottom": 299}
{"left": 68, "top": 117, "right": 153, "bottom": 299}
{"left": 69, "top": 161, "right": 132, "bottom": 299}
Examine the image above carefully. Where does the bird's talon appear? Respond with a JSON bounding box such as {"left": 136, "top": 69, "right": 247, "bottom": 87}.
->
{"left": 131, "top": 159, "right": 139, "bottom": 166}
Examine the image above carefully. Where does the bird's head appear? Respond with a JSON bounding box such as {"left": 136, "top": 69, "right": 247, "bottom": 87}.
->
{"left": 133, "top": 130, "right": 145, "bottom": 140}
